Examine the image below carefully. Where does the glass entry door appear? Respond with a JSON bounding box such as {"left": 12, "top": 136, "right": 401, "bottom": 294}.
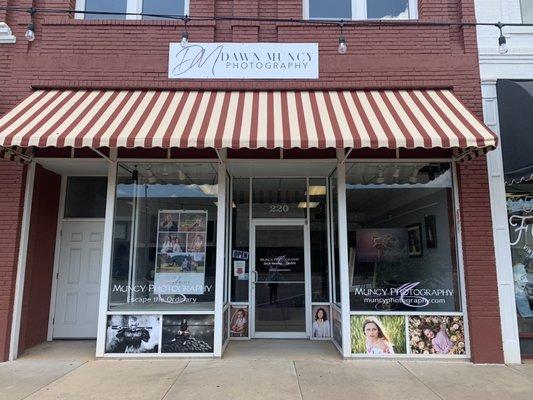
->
{"left": 251, "top": 220, "right": 310, "bottom": 338}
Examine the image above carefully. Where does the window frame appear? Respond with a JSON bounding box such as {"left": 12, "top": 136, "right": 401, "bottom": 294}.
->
{"left": 75, "top": 0, "right": 190, "bottom": 20}
{"left": 303, "top": 0, "right": 418, "bottom": 21}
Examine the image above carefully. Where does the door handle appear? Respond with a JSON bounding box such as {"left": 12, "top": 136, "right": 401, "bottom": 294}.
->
{"left": 251, "top": 270, "right": 258, "bottom": 284}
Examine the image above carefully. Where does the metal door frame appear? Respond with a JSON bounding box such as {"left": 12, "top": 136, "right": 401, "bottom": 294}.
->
{"left": 249, "top": 218, "right": 311, "bottom": 339}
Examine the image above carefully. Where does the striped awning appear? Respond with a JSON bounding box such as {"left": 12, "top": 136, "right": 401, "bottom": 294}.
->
{"left": 0, "top": 89, "right": 497, "bottom": 150}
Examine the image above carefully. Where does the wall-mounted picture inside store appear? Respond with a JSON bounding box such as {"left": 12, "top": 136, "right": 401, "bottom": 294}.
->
{"left": 332, "top": 307, "right": 342, "bottom": 346}
{"left": 351, "top": 315, "right": 406, "bottom": 355}
{"left": 230, "top": 306, "right": 249, "bottom": 337}
{"left": 105, "top": 315, "right": 160, "bottom": 354}
{"left": 424, "top": 215, "right": 437, "bottom": 248}
{"left": 311, "top": 305, "right": 331, "bottom": 339}
{"left": 409, "top": 316, "right": 465, "bottom": 355}
{"left": 179, "top": 212, "right": 207, "bottom": 232}
{"left": 407, "top": 224, "right": 423, "bottom": 257}
{"left": 158, "top": 233, "right": 187, "bottom": 253}
{"left": 187, "top": 232, "right": 207, "bottom": 253}
{"left": 355, "top": 229, "right": 408, "bottom": 263}
{"left": 162, "top": 315, "right": 214, "bottom": 353}
{"left": 159, "top": 212, "right": 179, "bottom": 232}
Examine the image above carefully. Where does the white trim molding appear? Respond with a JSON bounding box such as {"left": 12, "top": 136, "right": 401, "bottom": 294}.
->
{"left": 0, "top": 22, "right": 16, "bottom": 44}
{"left": 482, "top": 81, "right": 522, "bottom": 364}
{"left": 9, "top": 163, "right": 36, "bottom": 361}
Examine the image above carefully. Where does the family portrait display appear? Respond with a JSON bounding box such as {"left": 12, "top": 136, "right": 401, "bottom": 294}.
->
{"left": 350, "top": 315, "right": 406, "bottom": 355}
{"left": 154, "top": 211, "right": 208, "bottom": 295}
{"left": 230, "top": 306, "right": 249, "bottom": 337}
{"left": 312, "top": 305, "right": 331, "bottom": 339}
{"left": 105, "top": 315, "right": 160, "bottom": 354}
{"left": 409, "top": 315, "right": 466, "bottom": 355}
{"left": 161, "top": 315, "right": 214, "bottom": 353}
{"left": 156, "top": 252, "right": 205, "bottom": 273}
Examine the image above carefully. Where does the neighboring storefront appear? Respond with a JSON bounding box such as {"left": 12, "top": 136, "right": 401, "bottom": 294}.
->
{"left": 0, "top": 0, "right": 505, "bottom": 363}
{"left": 477, "top": 0, "right": 533, "bottom": 362}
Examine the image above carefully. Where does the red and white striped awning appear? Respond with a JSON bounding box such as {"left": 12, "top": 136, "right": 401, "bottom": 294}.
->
{"left": 0, "top": 89, "right": 497, "bottom": 150}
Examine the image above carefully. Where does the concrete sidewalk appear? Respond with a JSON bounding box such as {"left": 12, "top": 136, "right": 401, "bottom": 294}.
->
{"left": 1, "top": 341, "right": 532, "bottom": 400}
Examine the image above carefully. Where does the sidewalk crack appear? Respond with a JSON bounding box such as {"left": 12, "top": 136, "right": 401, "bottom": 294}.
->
{"left": 161, "top": 360, "right": 190, "bottom": 400}
{"left": 22, "top": 359, "right": 90, "bottom": 399}
{"left": 398, "top": 361, "right": 445, "bottom": 400}
{"left": 293, "top": 361, "right": 305, "bottom": 400}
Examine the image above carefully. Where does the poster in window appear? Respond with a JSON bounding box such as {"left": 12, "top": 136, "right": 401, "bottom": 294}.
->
{"left": 311, "top": 305, "right": 331, "bottom": 339}
{"left": 408, "top": 315, "right": 465, "bottom": 355}
{"left": 154, "top": 210, "right": 208, "bottom": 295}
{"left": 230, "top": 305, "right": 249, "bottom": 337}
{"left": 350, "top": 315, "right": 406, "bottom": 355}
{"left": 332, "top": 307, "right": 342, "bottom": 346}
{"left": 105, "top": 315, "right": 160, "bottom": 354}
{"left": 161, "top": 315, "right": 214, "bottom": 353}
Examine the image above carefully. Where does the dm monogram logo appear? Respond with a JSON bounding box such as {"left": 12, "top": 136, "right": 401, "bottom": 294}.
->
{"left": 168, "top": 43, "right": 319, "bottom": 80}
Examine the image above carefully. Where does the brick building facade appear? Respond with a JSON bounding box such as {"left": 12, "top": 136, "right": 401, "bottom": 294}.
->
{"left": 0, "top": 0, "right": 505, "bottom": 363}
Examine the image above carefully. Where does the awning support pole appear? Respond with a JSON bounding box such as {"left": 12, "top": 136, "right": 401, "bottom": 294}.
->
{"left": 0, "top": 146, "right": 33, "bottom": 164}
{"left": 214, "top": 148, "right": 224, "bottom": 163}
{"left": 90, "top": 147, "right": 114, "bottom": 163}
{"left": 340, "top": 147, "right": 353, "bottom": 164}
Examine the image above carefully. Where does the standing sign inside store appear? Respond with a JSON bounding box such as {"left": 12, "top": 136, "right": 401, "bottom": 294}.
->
{"left": 154, "top": 210, "right": 208, "bottom": 295}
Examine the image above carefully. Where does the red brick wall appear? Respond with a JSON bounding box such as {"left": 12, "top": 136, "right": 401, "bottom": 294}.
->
{"left": 17, "top": 165, "right": 61, "bottom": 354}
{"left": 457, "top": 159, "right": 504, "bottom": 363}
{"left": 0, "top": 0, "right": 504, "bottom": 362}
{"left": 0, "top": 161, "right": 26, "bottom": 362}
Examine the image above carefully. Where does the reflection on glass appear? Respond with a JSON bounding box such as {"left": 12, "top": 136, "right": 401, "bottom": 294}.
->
{"left": 109, "top": 162, "right": 218, "bottom": 312}
{"left": 330, "top": 174, "right": 341, "bottom": 304}
{"left": 231, "top": 178, "right": 250, "bottom": 302}
{"left": 142, "top": 0, "right": 185, "bottom": 19}
{"left": 367, "top": 0, "right": 410, "bottom": 19}
{"left": 309, "top": 0, "right": 352, "bottom": 19}
{"left": 255, "top": 225, "right": 306, "bottom": 333}
{"left": 309, "top": 178, "right": 330, "bottom": 302}
{"left": 345, "top": 163, "right": 460, "bottom": 312}
{"left": 252, "top": 178, "right": 307, "bottom": 219}
{"left": 506, "top": 182, "right": 533, "bottom": 355}
{"left": 64, "top": 176, "right": 107, "bottom": 218}
{"left": 85, "top": 0, "right": 127, "bottom": 19}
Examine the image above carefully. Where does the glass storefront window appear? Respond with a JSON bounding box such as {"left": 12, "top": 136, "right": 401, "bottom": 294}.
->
{"left": 108, "top": 162, "right": 219, "bottom": 312}
{"left": 309, "top": 178, "right": 330, "bottom": 302}
{"left": 507, "top": 183, "right": 533, "bottom": 354}
{"left": 231, "top": 178, "right": 250, "bottom": 302}
{"left": 251, "top": 178, "right": 307, "bottom": 218}
{"left": 64, "top": 176, "right": 107, "bottom": 218}
{"left": 345, "top": 163, "right": 461, "bottom": 312}
{"left": 329, "top": 173, "right": 341, "bottom": 305}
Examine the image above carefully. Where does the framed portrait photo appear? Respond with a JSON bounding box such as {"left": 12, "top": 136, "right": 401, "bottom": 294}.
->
{"left": 424, "top": 215, "right": 437, "bottom": 248}
{"left": 407, "top": 224, "right": 423, "bottom": 258}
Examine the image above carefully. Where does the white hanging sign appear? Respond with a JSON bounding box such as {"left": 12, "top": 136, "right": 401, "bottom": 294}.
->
{"left": 168, "top": 42, "right": 319, "bottom": 80}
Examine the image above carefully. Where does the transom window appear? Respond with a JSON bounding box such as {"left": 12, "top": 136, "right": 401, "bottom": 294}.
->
{"left": 305, "top": 0, "right": 418, "bottom": 20}
{"left": 76, "top": 0, "right": 189, "bottom": 20}
{"left": 522, "top": 0, "right": 533, "bottom": 23}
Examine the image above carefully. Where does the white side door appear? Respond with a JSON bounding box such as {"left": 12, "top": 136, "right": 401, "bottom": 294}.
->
{"left": 53, "top": 221, "right": 104, "bottom": 338}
